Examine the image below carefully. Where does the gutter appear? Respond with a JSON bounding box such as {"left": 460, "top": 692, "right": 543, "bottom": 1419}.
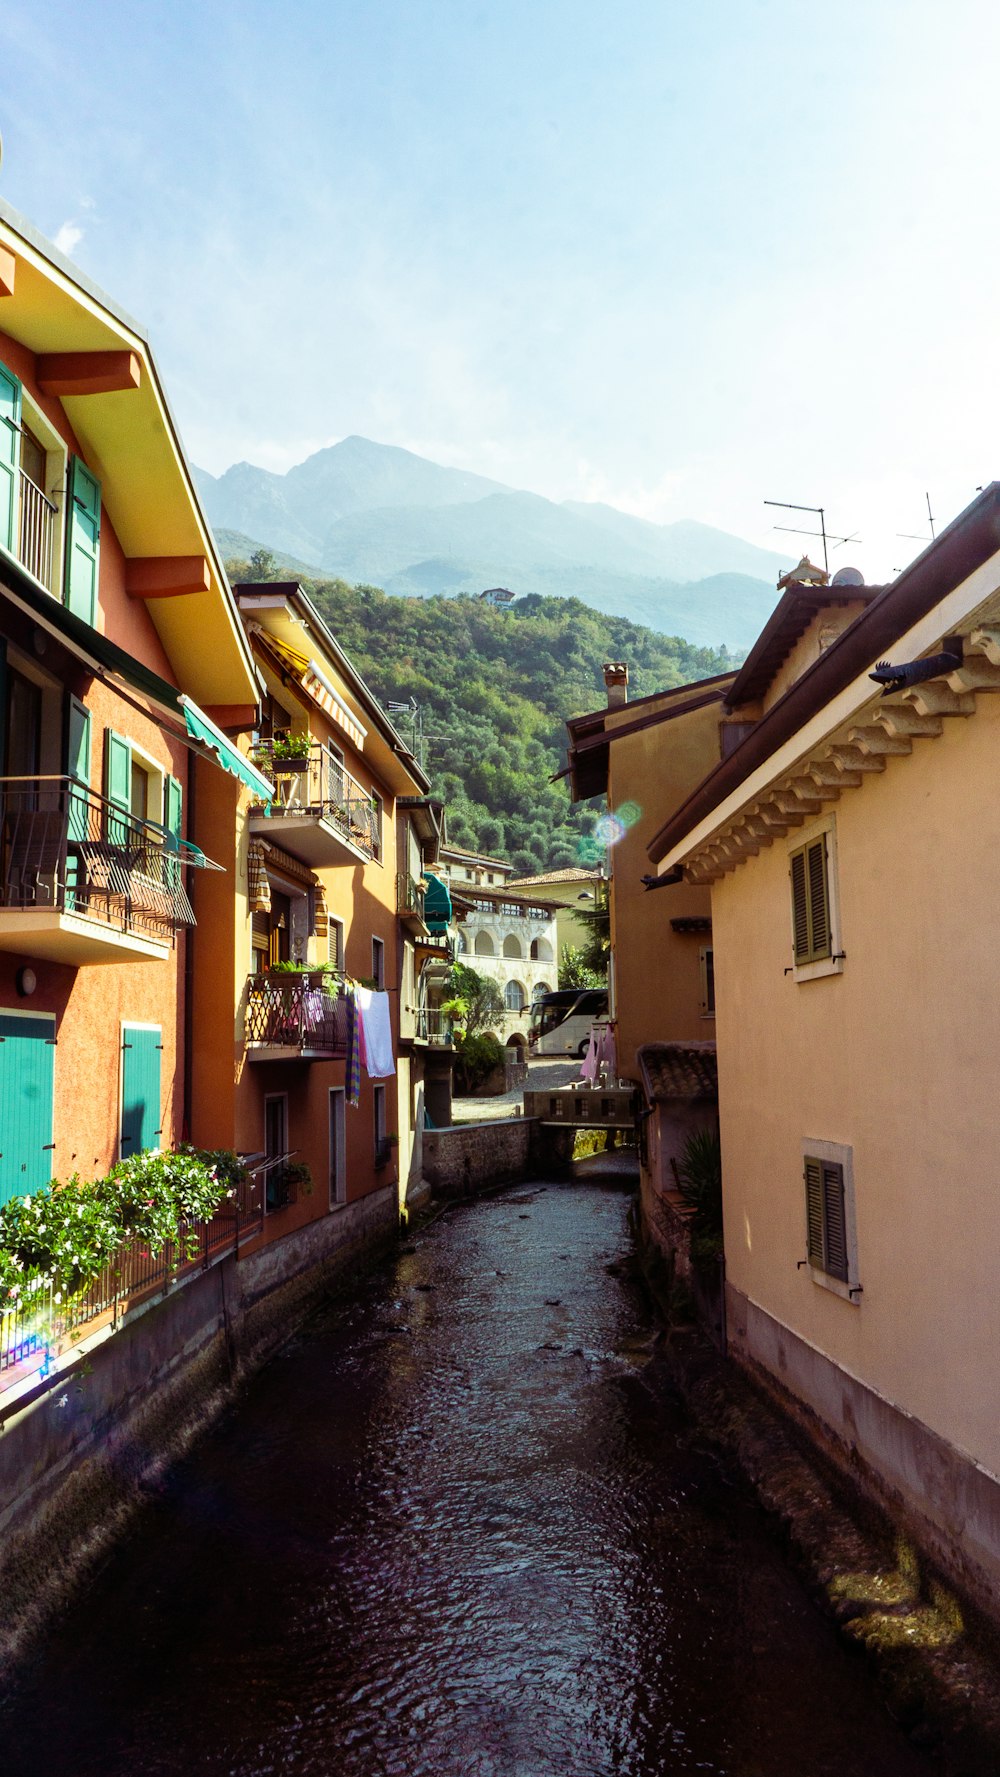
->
{"left": 647, "top": 483, "right": 1000, "bottom": 865}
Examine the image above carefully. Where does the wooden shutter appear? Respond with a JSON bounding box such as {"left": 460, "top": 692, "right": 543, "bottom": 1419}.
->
{"left": 806, "top": 836, "right": 831, "bottom": 960}
{"left": 0, "top": 362, "right": 21, "bottom": 554}
{"left": 65, "top": 456, "right": 101, "bottom": 624}
{"left": 104, "top": 728, "right": 131, "bottom": 846}
{"left": 66, "top": 697, "right": 92, "bottom": 849}
{"left": 790, "top": 848, "right": 810, "bottom": 961}
{"left": 804, "top": 1156, "right": 825, "bottom": 1266}
{"left": 0, "top": 1013, "right": 56, "bottom": 1205}
{"left": 120, "top": 1025, "right": 163, "bottom": 1156}
{"left": 164, "top": 775, "right": 183, "bottom": 840}
{"left": 822, "top": 1160, "right": 848, "bottom": 1280}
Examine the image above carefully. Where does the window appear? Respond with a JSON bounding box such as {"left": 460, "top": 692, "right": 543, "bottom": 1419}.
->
{"left": 264, "top": 1093, "right": 290, "bottom": 1213}
{"left": 474, "top": 930, "right": 495, "bottom": 956}
{"left": 802, "top": 1139, "right": 859, "bottom": 1300}
{"left": 505, "top": 979, "right": 526, "bottom": 1012}
{"left": 373, "top": 1083, "right": 387, "bottom": 1165}
{"left": 0, "top": 360, "right": 67, "bottom": 597}
{"left": 788, "top": 818, "right": 842, "bottom": 981}
{"left": 699, "top": 946, "right": 715, "bottom": 1016}
{"left": 530, "top": 937, "right": 553, "bottom": 962}
{"left": 328, "top": 914, "right": 345, "bottom": 971}
{"left": 502, "top": 933, "right": 523, "bottom": 958}
{"left": 371, "top": 934, "right": 385, "bottom": 990}
{"left": 103, "top": 728, "right": 175, "bottom": 844}
{"left": 329, "top": 1087, "right": 346, "bottom": 1208}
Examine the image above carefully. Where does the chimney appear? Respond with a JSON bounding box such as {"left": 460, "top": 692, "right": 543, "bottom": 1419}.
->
{"left": 603, "top": 662, "right": 629, "bottom": 708}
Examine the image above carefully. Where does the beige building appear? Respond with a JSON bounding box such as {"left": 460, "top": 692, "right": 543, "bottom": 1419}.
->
{"left": 437, "top": 842, "right": 558, "bottom": 1044}
{"left": 504, "top": 865, "right": 606, "bottom": 967}
{"left": 648, "top": 502, "right": 1000, "bottom": 1621}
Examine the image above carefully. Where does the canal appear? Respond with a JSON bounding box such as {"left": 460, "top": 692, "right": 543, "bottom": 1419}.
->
{"left": 0, "top": 1178, "right": 932, "bottom": 1776}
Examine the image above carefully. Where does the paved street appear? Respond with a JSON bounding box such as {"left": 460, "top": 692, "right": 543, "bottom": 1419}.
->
{"left": 451, "top": 1056, "right": 580, "bottom": 1122}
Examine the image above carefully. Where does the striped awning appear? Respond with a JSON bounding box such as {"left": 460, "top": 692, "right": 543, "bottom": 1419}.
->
{"left": 259, "top": 635, "right": 367, "bottom": 751}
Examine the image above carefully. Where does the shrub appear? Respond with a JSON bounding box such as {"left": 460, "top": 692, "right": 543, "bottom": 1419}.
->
{"left": 454, "top": 1031, "right": 503, "bottom": 1094}
{"left": 674, "top": 1127, "right": 723, "bottom": 1260}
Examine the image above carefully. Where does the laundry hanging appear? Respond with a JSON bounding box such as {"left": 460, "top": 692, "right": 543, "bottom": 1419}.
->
{"left": 345, "top": 988, "right": 362, "bottom": 1106}
{"left": 247, "top": 839, "right": 271, "bottom": 913}
{"left": 357, "top": 987, "right": 395, "bottom": 1079}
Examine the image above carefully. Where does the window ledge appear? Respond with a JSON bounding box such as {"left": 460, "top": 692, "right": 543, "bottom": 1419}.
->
{"left": 792, "top": 956, "right": 844, "bottom": 984}
{"left": 807, "top": 1263, "right": 860, "bottom": 1303}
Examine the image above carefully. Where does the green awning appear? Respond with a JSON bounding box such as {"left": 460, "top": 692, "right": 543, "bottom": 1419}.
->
{"left": 180, "top": 695, "right": 275, "bottom": 797}
{"left": 423, "top": 871, "right": 452, "bottom": 934}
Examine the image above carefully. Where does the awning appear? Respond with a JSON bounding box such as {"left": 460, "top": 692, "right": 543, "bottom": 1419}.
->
{"left": 423, "top": 871, "right": 452, "bottom": 934}
{"left": 255, "top": 632, "right": 367, "bottom": 750}
{"left": 179, "top": 695, "right": 275, "bottom": 797}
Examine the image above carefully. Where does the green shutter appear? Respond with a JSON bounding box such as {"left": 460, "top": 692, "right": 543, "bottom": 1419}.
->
{"left": 164, "top": 775, "right": 182, "bottom": 841}
{"left": 0, "top": 635, "right": 7, "bottom": 775}
{"left": 804, "top": 1156, "right": 825, "bottom": 1266}
{"left": 0, "top": 362, "right": 21, "bottom": 555}
{"left": 822, "top": 1161, "right": 848, "bottom": 1280}
{"left": 121, "top": 1025, "right": 162, "bottom": 1157}
{"left": 65, "top": 456, "right": 101, "bottom": 625}
{"left": 0, "top": 1013, "right": 56, "bottom": 1205}
{"left": 66, "top": 697, "right": 92, "bottom": 842}
{"left": 104, "top": 728, "right": 131, "bottom": 847}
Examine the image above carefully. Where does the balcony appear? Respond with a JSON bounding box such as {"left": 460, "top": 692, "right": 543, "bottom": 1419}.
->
{"left": 18, "top": 471, "right": 58, "bottom": 593}
{"left": 245, "top": 972, "right": 349, "bottom": 1061}
{"left": 248, "top": 743, "right": 382, "bottom": 867}
{"left": 413, "top": 1005, "right": 456, "bottom": 1047}
{"left": 396, "top": 871, "right": 429, "bottom": 934}
{"left": 0, "top": 776, "right": 197, "bottom": 964}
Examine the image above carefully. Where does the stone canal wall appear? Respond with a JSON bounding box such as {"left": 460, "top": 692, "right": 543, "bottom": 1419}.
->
{"left": 0, "top": 1182, "right": 399, "bottom": 1670}
{"left": 422, "top": 1117, "right": 553, "bottom": 1198}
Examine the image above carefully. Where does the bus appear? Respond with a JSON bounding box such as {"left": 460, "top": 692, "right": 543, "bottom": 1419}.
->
{"left": 528, "top": 988, "right": 609, "bottom": 1058}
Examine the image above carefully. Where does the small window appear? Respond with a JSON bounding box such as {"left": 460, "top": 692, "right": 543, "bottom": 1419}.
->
{"left": 789, "top": 833, "right": 831, "bottom": 964}
{"left": 699, "top": 946, "right": 715, "bottom": 1016}
{"left": 802, "top": 1139, "right": 859, "bottom": 1300}
{"left": 505, "top": 979, "right": 526, "bottom": 1012}
{"left": 329, "top": 1087, "right": 346, "bottom": 1208}
{"left": 371, "top": 934, "right": 385, "bottom": 990}
{"left": 373, "top": 1082, "right": 387, "bottom": 1165}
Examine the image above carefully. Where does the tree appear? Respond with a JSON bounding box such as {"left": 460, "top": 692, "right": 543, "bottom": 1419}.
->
{"left": 559, "top": 944, "right": 605, "bottom": 990}
{"left": 444, "top": 962, "right": 505, "bottom": 1036}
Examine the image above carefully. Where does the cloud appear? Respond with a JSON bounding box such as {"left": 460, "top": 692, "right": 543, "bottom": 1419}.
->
{"left": 53, "top": 221, "right": 84, "bottom": 256}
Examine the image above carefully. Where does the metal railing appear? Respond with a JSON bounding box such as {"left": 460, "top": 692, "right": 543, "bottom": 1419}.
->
{"left": 414, "top": 1004, "right": 455, "bottom": 1046}
{"left": 18, "top": 470, "right": 57, "bottom": 592}
{"left": 0, "top": 1169, "right": 263, "bottom": 1382}
{"left": 250, "top": 742, "right": 382, "bottom": 862}
{"left": 0, "top": 776, "right": 195, "bottom": 940}
{"left": 396, "top": 872, "right": 426, "bottom": 922}
{"left": 245, "top": 972, "right": 349, "bottom": 1055}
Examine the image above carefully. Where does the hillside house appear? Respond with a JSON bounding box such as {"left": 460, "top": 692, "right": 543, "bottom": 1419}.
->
{"left": 439, "top": 842, "right": 558, "bottom": 1046}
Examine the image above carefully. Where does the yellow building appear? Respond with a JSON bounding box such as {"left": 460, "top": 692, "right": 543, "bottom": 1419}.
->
{"left": 648, "top": 502, "right": 1000, "bottom": 1620}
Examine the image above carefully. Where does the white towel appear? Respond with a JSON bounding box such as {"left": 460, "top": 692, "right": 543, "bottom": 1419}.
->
{"left": 358, "top": 987, "right": 395, "bottom": 1078}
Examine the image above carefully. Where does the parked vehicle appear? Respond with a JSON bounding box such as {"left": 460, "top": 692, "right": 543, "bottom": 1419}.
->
{"left": 529, "top": 988, "right": 609, "bottom": 1057}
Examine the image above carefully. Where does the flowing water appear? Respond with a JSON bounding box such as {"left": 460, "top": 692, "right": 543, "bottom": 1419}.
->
{"left": 0, "top": 1179, "right": 932, "bottom": 1776}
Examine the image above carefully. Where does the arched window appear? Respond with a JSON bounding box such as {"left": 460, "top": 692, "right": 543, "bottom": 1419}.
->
{"left": 529, "top": 937, "right": 553, "bottom": 962}
{"left": 474, "top": 930, "right": 495, "bottom": 957}
{"left": 502, "top": 933, "right": 523, "bottom": 958}
{"left": 504, "top": 979, "right": 526, "bottom": 1012}
{"left": 532, "top": 981, "right": 551, "bottom": 1000}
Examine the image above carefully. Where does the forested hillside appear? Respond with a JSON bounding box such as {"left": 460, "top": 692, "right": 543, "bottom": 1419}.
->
{"left": 229, "top": 565, "right": 734, "bottom": 870}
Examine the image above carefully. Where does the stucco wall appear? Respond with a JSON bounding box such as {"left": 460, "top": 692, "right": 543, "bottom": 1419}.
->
{"left": 713, "top": 691, "right": 1000, "bottom": 1481}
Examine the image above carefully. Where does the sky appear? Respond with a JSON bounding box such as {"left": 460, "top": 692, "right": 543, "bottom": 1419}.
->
{"left": 2, "top": 0, "right": 999, "bottom": 579}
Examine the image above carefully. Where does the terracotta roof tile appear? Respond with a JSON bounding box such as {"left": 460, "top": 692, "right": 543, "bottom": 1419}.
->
{"left": 638, "top": 1042, "right": 718, "bottom": 1103}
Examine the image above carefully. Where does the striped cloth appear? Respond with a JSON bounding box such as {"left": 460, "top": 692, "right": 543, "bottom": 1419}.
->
{"left": 247, "top": 839, "right": 271, "bottom": 913}
{"left": 345, "top": 988, "right": 361, "bottom": 1106}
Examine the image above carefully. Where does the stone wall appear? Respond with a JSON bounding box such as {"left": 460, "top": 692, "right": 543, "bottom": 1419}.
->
{"left": 0, "top": 1183, "right": 398, "bottom": 1670}
{"left": 422, "top": 1117, "right": 545, "bottom": 1198}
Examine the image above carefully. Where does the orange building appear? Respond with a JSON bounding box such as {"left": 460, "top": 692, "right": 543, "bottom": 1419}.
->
{"left": 0, "top": 196, "right": 262, "bottom": 1202}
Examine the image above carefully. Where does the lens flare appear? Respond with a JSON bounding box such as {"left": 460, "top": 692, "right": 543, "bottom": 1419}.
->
{"left": 594, "top": 812, "right": 626, "bottom": 847}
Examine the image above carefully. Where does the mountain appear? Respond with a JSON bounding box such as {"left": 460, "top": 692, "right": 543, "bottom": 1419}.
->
{"left": 196, "top": 437, "right": 793, "bottom": 649}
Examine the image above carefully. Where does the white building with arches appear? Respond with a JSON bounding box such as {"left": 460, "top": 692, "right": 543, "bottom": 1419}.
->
{"left": 438, "top": 844, "right": 558, "bottom": 1048}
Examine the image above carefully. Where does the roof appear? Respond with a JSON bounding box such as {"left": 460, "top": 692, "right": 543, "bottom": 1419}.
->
{"left": 647, "top": 483, "right": 1000, "bottom": 865}
{"left": 638, "top": 1043, "right": 718, "bottom": 1103}
{"left": 504, "top": 866, "right": 603, "bottom": 888}
{"left": 565, "top": 672, "right": 737, "bottom": 801}
{"left": 724, "top": 581, "right": 884, "bottom": 710}
{"left": 439, "top": 841, "right": 514, "bottom": 872}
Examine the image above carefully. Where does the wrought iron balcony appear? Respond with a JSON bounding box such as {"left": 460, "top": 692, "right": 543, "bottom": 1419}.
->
{"left": 248, "top": 741, "right": 383, "bottom": 867}
{"left": 0, "top": 776, "right": 200, "bottom": 964}
{"left": 17, "top": 470, "right": 58, "bottom": 593}
{"left": 396, "top": 871, "right": 428, "bottom": 932}
{"left": 245, "top": 971, "right": 349, "bottom": 1060}
{"left": 413, "top": 1005, "right": 456, "bottom": 1047}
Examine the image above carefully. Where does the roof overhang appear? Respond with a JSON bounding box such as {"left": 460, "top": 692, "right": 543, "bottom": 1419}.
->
{"left": 564, "top": 673, "right": 737, "bottom": 803}
{"left": 0, "top": 198, "right": 258, "bottom": 710}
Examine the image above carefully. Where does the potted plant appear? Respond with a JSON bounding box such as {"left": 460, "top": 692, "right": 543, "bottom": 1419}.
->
{"left": 270, "top": 734, "right": 312, "bottom": 774}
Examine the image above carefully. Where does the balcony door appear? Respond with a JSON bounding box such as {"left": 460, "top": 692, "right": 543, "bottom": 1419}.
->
{"left": 120, "top": 1023, "right": 162, "bottom": 1159}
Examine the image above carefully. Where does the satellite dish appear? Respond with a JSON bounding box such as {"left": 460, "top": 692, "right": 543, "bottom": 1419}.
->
{"left": 831, "top": 566, "right": 864, "bottom": 587}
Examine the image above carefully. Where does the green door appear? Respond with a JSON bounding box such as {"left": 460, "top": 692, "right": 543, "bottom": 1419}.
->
{"left": 120, "top": 1025, "right": 162, "bottom": 1158}
{"left": 0, "top": 1013, "right": 56, "bottom": 1205}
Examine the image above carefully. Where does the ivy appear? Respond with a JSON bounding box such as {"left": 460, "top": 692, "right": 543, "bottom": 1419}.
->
{"left": 0, "top": 1147, "right": 244, "bottom": 1311}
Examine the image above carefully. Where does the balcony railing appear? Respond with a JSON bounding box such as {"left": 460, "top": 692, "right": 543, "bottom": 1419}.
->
{"left": 413, "top": 1005, "right": 456, "bottom": 1046}
{"left": 18, "top": 470, "right": 58, "bottom": 592}
{"left": 249, "top": 742, "right": 382, "bottom": 863}
{"left": 245, "top": 972, "right": 349, "bottom": 1057}
{"left": 0, "top": 776, "right": 195, "bottom": 941}
{"left": 0, "top": 1168, "right": 263, "bottom": 1385}
{"left": 396, "top": 871, "right": 427, "bottom": 925}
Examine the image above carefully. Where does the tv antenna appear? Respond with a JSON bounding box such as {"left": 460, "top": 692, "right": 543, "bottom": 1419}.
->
{"left": 897, "top": 492, "right": 936, "bottom": 545}
{"left": 764, "top": 500, "right": 860, "bottom": 575}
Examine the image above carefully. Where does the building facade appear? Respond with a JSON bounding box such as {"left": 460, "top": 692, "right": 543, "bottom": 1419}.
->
{"left": 439, "top": 843, "right": 558, "bottom": 1044}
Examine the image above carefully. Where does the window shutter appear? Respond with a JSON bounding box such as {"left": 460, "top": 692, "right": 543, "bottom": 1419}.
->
{"left": 822, "top": 1161, "right": 848, "bottom": 1280}
{"left": 66, "top": 698, "right": 92, "bottom": 845}
{"left": 0, "top": 363, "right": 21, "bottom": 555}
{"left": 164, "top": 775, "right": 183, "bottom": 841}
{"left": 804, "top": 1157, "right": 825, "bottom": 1266}
{"left": 807, "top": 836, "right": 831, "bottom": 961}
{"left": 104, "top": 729, "right": 131, "bottom": 846}
{"left": 65, "top": 456, "right": 101, "bottom": 625}
{"left": 790, "top": 848, "right": 810, "bottom": 961}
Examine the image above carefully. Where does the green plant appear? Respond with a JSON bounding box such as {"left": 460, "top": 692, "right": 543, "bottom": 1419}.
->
{"left": 454, "top": 1031, "right": 503, "bottom": 1094}
{"left": 559, "top": 944, "right": 606, "bottom": 990}
{"left": 271, "top": 733, "right": 311, "bottom": 764}
{"left": 674, "top": 1127, "right": 723, "bottom": 1260}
